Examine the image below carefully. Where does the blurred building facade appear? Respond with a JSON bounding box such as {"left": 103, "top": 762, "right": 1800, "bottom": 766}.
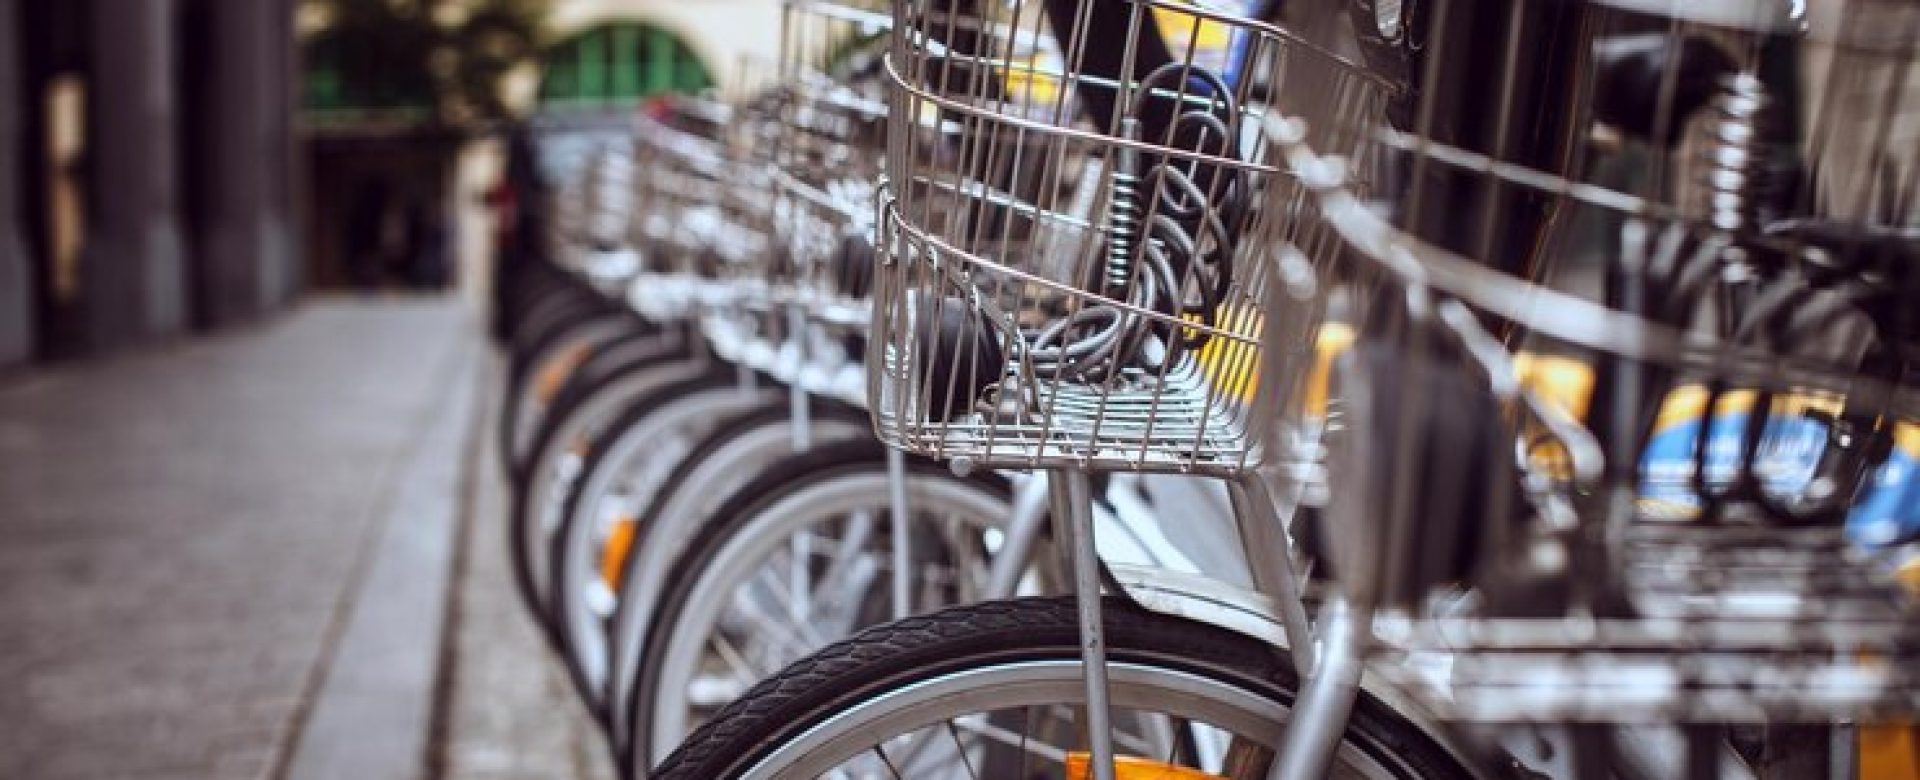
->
{"left": 0, "top": 0, "right": 799, "bottom": 368}
{"left": 436, "top": 0, "right": 775, "bottom": 311}
{"left": 543, "top": 0, "right": 782, "bottom": 95}
{"left": 0, "top": 0, "right": 301, "bottom": 367}
{"left": 297, "top": 0, "right": 770, "bottom": 314}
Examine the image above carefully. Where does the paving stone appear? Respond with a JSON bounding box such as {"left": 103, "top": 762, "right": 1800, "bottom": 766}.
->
{"left": 0, "top": 298, "right": 468, "bottom": 780}
{"left": 435, "top": 357, "right": 616, "bottom": 780}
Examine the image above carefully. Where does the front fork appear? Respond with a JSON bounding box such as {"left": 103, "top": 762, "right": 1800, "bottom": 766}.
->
{"left": 1050, "top": 468, "right": 1120, "bottom": 780}
{"left": 1235, "top": 465, "right": 1365, "bottom": 780}
{"left": 961, "top": 463, "right": 1361, "bottom": 780}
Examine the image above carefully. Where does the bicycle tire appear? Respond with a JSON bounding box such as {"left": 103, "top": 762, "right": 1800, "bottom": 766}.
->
{"left": 506, "top": 285, "right": 615, "bottom": 358}
{"left": 494, "top": 266, "right": 566, "bottom": 341}
{"left": 649, "top": 597, "right": 1468, "bottom": 780}
{"left": 546, "top": 382, "right": 783, "bottom": 709}
{"left": 626, "top": 439, "right": 1017, "bottom": 770}
{"left": 600, "top": 401, "right": 872, "bottom": 756}
{"left": 501, "top": 312, "right": 649, "bottom": 471}
{"left": 509, "top": 327, "right": 689, "bottom": 488}
{"left": 506, "top": 354, "right": 712, "bottom": 631}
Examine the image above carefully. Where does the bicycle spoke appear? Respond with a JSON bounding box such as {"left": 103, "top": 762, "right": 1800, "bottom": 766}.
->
{"left": 1038, "top": 703, "right": 1159, "bottom": 758}
{"left": 948, "top": 712, "right": 1068, "bottom": 765}
{"left": 945, "top": 721, "right": 982, "bottom": 780}
{"left": 743, "top": 566, "right": 837, "bottom": 650}
{"left": 1164, "top": 716, "right": 1190, "bottom": 766}
{"left": 870, "top": 743, "right": 906, "bottom": 780}
{"left": 810, "top": 509, "right": 876, "bottom": 599}
{"left": 787, "top": 529, "right": 811, "bottom": 624}
{"left": 1020, "top": 705, "right": 1034, "bottom": 779}
{"left": 706, "top": 631, "right": 765, "bottom": 686}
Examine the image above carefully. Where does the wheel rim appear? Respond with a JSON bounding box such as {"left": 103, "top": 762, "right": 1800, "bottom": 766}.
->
{"left": 643, "top": 471, "right": 1019, "bottom": 767}
{"left": 605, "top": 418, "right": 869, "bottom": 755}
{"left": 736, "top": 659, "right": 1409, "bottom": 780}
{"left": 556, "top": 388, "right": 774, "bottom": 699}
{"left": 520, "top": 363, "right": 696, "bottom": 605}
{"left": 508, "top": 317, "right": 634, "bottom": 464}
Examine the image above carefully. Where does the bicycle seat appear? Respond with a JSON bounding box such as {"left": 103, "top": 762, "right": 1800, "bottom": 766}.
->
{"left": 1328, "top": 337, "right": 1532, "bottom": 610}
{"left": 908, "top": 291, "right": 1005, "bottom": 423}
{"left": 834, "top": 231, "right": 875, "bottom": 300}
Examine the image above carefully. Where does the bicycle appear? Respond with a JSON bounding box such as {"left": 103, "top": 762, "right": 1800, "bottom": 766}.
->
{"left": 510, "top": 75, "right": 1064, "bottom": 768}
{"left": 530, "top": 97, "right": 782, "bottom": 702}
{"left": 653, "top": 0, "right": 1920, "bottom": 778}
{"left": 499, "top": 123, "right": 658, "bottom": 476}
{"left": 598, "top": 20, "right": 1067, "bottom": 768}
{"left": 651, "top": 1, "right": 1472, "bottom": 778}
{"left": 1261, "top": 1, "right": 1920, "bottom": 775}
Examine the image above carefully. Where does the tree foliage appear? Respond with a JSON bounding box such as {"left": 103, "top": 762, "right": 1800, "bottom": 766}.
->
{"left": 302, "top": 0, "right": 547, "bottom": 125}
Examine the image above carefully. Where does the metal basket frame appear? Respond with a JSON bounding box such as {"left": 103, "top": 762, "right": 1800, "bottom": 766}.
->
{"left": 625, "top": 99, "right": 781, "bottom": 324}
{"left": 1257, "top": 0, "right": 1920, "bottom": 731}
{"left": 870, "top": 0, "right": 1391, "bottom": 475}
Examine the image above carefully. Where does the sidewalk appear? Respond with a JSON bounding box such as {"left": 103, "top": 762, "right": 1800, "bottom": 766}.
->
{"left": 0, "top": 298, "right": 474, "bottom": 780}
{"left": 0, "top": 296, "right": 609, "bottom": 780}
{"left": 434, "top": 356, "right": 615, "bottom": 780}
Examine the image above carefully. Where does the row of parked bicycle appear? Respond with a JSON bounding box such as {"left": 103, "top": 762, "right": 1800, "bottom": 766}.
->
{"left": 487, "top": 1, "right": 1920, "bottom": 778}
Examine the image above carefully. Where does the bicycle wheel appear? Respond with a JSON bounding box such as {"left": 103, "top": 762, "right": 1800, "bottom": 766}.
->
{"left": 651, "top": 597, "right": 1467, "bottom": 780}
{"left": 501, "top": 312, "right": 647, "bottom": 472}
{"left": 547, "top": 382, "right": 782, "bottom": 708}
{"left": 627, "top": 440, "right": 1038, "bottom": 770}
{"left": 504, "top": 284, "right": 613, "bottom": 361}
{"left": 601, "top": 403, "right": 872, "bottom": 756}
{"left": 508, "top": 354, "right": 709, "bottom": 625}
{"left": 509, "top": 329, "right": 677, "bottom": 469}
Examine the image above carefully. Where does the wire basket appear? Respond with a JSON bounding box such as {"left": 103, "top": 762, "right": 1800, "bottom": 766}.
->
{"left": 625, "top": 96, "right": 770, "bottom": 323}
{"left": 707, "top": 0, "right": 897, "bottom": 407}
{"left": 769, "top": 0, "right": 890, "bottom": 321}
{"left": 1265, "top": 0, "right": 1920, "bottom": 726}
{"left": 869, "top": 0, "right": 1390, "bottom": 474}
{"left": 528, "top": 112, "right": 637, "bottom": 280}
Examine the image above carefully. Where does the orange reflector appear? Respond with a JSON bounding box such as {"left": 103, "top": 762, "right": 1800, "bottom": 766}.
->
{"left": 1860, "top": 722, "right": 1920, "bottom": 780}
{"left": 1065, "top": 753, "right": 1227, "bottom": 780}
{"left": 535, "top": 343, "right": 594, "bottom": 404}
{"left": 599, "top": 516, "right": 638, "bottom": 588}
{"left": 1859, "top": 558, "right": 1920, "bottom": 780}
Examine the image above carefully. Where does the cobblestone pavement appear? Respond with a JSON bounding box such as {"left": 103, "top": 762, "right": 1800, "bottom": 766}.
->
{"left": 0, "top": 298, "right": 471, "bottom": 780}
{"left": 434, "top": 356, "right": 616, "bottom": 780}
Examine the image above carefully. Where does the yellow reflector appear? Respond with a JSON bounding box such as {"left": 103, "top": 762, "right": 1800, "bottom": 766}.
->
{"left": 1192, "top": 306, "right": 1264, "bottom": 404}
{"left": 1152, "top": 4, "right": 1234, "bottom": 53}
{"left": 1066, "top": 753, "right": 1227, "bottom": 780}
{"left": 599, "top": 515, "right": 638, "bottom": 588}
{"left": 1648, "top": 385, "right": 1848, "bottom": 434}
{"left": 1513, "top": 353, "right": 1595, "bottom": 420}
{"left": 1002, "top": 52, "right": 1064, "bottom": 107}
{"left": 1300, "top": 323, "right": 1356, "bottom": 418}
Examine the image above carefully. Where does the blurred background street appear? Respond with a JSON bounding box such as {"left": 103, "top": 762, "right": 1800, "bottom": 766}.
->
{"left": 0, "top": 0, "right": 765, "bottom": 777}
{"left": 8, "top": 0, "right": 1920, "bottom": 778}
{"left": 0, "top": 299, "right": 615, "bottom": 778}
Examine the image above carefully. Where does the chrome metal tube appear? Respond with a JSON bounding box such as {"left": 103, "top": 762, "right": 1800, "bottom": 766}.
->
{"left": 886, "top": 446, "right": 912, "bottom": 619}
{"left": 1051, "top": 468, "right": 1116, "bottom": 780}
{"left": 1228, "top": 474, "right": 1317, "bottom": 676}
{"left": 1271, "top": 599, "right": 1367, "bottom": 780}
{"left": 985, "top": 472, "right": 1050, "bottom": 598}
